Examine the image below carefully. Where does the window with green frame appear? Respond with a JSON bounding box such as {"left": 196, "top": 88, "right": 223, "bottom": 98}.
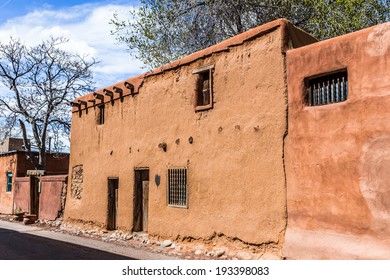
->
{"left": 6, "top": 172, "right": 12, "bottom": 192}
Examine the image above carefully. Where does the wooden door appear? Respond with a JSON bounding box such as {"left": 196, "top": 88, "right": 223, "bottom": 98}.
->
{"left": 133, "top": 169, "right": 149, "bottom": 232}
{"left": 30, "top": 177, "right": 40, "bottom": 216}
{"left": 107, "top": 178, "right": 118, "bottom": 230}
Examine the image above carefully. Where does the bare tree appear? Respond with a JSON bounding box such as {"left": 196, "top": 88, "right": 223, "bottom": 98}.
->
{"left": 0, "top": 37, "right": 98, "bottom": 170}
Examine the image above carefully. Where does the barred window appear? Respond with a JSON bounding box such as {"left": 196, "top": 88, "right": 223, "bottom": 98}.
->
{"left": 307, "top": 70, "right": 348, "bottom": 106}
{"left": 167, "top": 168, "right": 188, "bottom": 208}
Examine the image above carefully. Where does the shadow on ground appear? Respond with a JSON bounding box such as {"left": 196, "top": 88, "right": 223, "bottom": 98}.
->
{"left": 0, "top": 227, "right": 134, "bottom": 260}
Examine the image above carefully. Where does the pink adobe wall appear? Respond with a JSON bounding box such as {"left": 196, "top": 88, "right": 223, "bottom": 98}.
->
{"left": 0, "top": 152, "right": 69, "bottom": 214}
{"left": 13, "top": 177, "right": 30, "bottom": 214}
{"left": 0, "top": 154, "right": 17, "bottom": 214}
{"left": 284, "top": 23, "right": 390, "bottom": 259}
{"left": 39, "top": 175, "right": 67, "bottom": 220}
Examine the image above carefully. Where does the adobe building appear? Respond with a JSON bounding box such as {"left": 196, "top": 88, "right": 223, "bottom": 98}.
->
{"left": 284, "top": 22, "right": 390, "bottom": 259}
{"left": 0, "top": 137, "right": 25, "bottom": 152}
{"left": 0, "top": 138, "right": 69, "bottom": 217}
{"left": 64, "top": 19, "right": 317, "bottom": 254}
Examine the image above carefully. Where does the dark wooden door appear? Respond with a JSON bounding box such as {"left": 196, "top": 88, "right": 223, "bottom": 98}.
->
{"left": 133, "top": 169, "right": 149, "bottom": 232}
{"left": 107, "top": 178, "right": 119, "bottom": 230}
{"left": 30, "top": 177, "right": 40, "bottom": 216}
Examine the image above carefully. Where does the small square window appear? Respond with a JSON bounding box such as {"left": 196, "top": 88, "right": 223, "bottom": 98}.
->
{"left": 6, "top": 172, "right": 12, "bottom": 192}
{"left": 193, "top": 65, "right": 214, "bottom": 111}
{"left": 96, "top": 104, "right": 105, "bottom": 125}
{"left": 167, "top": 168, "right": 188, "bottom": 208}
{"left": 306, "top": 70, "right": 348, "bottom": 106}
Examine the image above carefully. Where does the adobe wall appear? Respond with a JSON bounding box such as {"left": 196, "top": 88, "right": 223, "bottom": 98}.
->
{"left": 284, "top": 23, "right": 390, "bottom": 259}
{"left": 39, "top": 175, "right": 68, "bottom": 220}
{"left": 2, "top": 153, "right": 69, "bottom": 215}
{"left": 65, "top": 27, "right": 289, "bottom": 247}
{"left": 0, "top": 154, "right": 17, "bottom": 214}
{"left": 0, "top": 138, "right": 25, "bottom": 152}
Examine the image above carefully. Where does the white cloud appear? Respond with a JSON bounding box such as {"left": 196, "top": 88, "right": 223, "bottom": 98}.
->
{"left": 0, "top": 3, "right": 143, "bottom": 89}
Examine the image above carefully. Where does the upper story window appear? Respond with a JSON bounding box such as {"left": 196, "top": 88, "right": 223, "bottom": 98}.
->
{"left": 96, "top": 104, "right": 105, "bottom": 125}
{"left": 193, "top": 65, "right": 214, "bottom": 111}
{"left": 6, "top": 172, "right": 12, "bottom": 192}
{"left": 306, "top": 70, "right": 348, "bottom": 106}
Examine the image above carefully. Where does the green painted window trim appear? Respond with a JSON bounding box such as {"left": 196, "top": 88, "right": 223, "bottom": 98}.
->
{"left": 6, "top": 172, "right": 12, "bottom": 192}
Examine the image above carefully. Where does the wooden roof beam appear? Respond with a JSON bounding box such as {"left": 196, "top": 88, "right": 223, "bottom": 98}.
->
{"left": 124, "top": 82, "right": 135, "bottom": 95}
{"left": 113, "top": 86, "right": 124, "bottom": 102}
{"left": 93, "top": 92, "right": 104, "bottom": 104}
{"left": 70, "top": 102, "right": 80, "bottom": 109}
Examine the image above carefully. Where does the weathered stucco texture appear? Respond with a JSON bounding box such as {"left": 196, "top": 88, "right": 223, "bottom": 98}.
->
{"left": 65, "top": 20, "right": 316, "bottom": 247}
{"left": 39, "top": 175, "right": 68, "bottom": 220}
{"left": 284, "top": 23, "right": 390, "bottom": 259}
{"left": 0, "top": 153, "right": 17, "bottom": 213}
{"left": 13, "top": 177, "right": 30, "bottom": 213}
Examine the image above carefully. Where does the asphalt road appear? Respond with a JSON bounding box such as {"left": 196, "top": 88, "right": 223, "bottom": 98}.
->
{"left": 0, "top": 220, "right": 177, "bottom": 260}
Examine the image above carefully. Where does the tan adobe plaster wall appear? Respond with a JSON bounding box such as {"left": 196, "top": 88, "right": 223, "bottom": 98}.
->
{"left": 284, "top": 23, "right": 390, "bottom": 259}
{"left": 65, "top": 27, "right": 289, "bottom": 246}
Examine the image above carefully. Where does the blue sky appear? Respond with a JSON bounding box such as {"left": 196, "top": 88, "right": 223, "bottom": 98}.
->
{"left": 0, "top": 0, "right": 143, "bottom": 89}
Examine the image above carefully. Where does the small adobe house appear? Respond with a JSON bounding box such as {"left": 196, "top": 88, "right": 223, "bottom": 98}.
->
{"left": 0, "top": 138, "right": 69, "bottom": 219}
{"left": 284, "top": 22, "right": 390, "bottom": 259}
{"left": 65, "top": 19, "right": 316, "bottom": 253}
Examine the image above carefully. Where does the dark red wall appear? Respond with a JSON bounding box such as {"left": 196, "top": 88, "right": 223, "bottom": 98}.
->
{"left": 16, "top": 152, "right": 69, "bottom": 176}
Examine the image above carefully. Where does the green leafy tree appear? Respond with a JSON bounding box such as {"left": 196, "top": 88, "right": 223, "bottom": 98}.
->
{"left": 111, "top": 0, "right": 390, "bottom": 68}
{"left": 308, "top": 0, "right": 390, "bottom": 39}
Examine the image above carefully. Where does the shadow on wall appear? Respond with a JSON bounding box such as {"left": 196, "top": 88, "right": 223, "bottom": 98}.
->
{"left": 360, "top": 135, "right": 390, "bottom": 234}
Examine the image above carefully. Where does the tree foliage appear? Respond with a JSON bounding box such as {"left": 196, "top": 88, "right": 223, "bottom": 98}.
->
{"left": 0, "top": 37, "right": 98, "bottom": 169}
{"left": 111, "top": 0, "right": 390, "bottom": 68}
{"left": 308, "top": 0, "right": 390, "bottom": 40}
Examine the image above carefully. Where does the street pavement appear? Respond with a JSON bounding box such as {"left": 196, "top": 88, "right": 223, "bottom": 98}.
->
{"left": 0, "top": 220, "right": 177, "bottom": 260}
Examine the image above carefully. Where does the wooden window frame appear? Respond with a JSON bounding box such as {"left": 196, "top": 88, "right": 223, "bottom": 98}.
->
{"left": 193, "top": 65, "right": 214, "bottom": 112}
{"left": 96, "top": 103, "right": 105, "bottom": 125}
{"left": 6, "top": 172, "right": 12, "bottom": 193}
{"left": 305, "top": 69, "right": 348, "bottom": 106}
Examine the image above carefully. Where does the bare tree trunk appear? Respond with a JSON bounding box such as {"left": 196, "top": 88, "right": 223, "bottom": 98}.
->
{"left": 19, "top": 119, "right": 39, "bottom": 168}
{"left": 38, "top": 147, "right": 46, "bottom": 170}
